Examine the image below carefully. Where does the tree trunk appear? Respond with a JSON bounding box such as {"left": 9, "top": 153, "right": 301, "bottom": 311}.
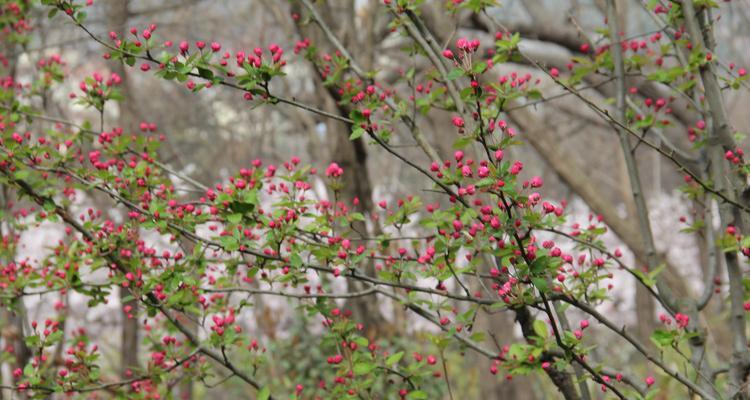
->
{"left": 0, "top": 43, "right": 29, "bottom": 400}
{"left": 105, "top": 0, "right": 140, "bottom": 380}
{"left": 289, "top": 0, "right": 390, "bottom": 337}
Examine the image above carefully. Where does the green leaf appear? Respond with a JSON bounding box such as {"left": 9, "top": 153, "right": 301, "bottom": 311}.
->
{"left": 631, "top": 268, "right": 655, "bottom": 287}
{"left": 475, "top": 177, "right": 495, "bottom": 188}
{"left": 531, "top": 277, "right": 548, "bottom": 293}
{"left": 647, "top": 264, "right": 666, "bottom": 281}
{"left": 257, "top": 386, "right": 271, "bottom": 400}
{"left": 472, "top": 61, "right": 488, "bottom": 74}
{"left": 650, "top": 329, "right": 676, "bottom": 348}
{"left": 197, "top": 66, "right": 214, "bottom": 80}
{"left": 245, "top": 190, "right": 259, "bottom": 205}
{"left": 46, "top": 330, "right": 64, "bottom": 343}
{"left": 147, "top": 306, "right": 157, "bottom": 317}
{"left": 386, "top": 351, "right": 404, "bottom": 366}
{"left": 447, "top": 68, "right": 464, "bottom": 81}
{"left": 219, "top": 236, "right": 239, "bottom": 252}
{"left": 23, "top": 335, "right": 39, "bottom": 348}
{"left": 290, "top": 253, "right": 303, "bottom": 268}
{"left": 405, "top": 67, "right": 416, "bottom": 80}
{"left": 532, "top": 319, "right": 548, "bottom": 339}
{"left": 75, "top": 11, "right": 87, "bottom": 23}
{"left": 353, "top": 362, "right": 376, "bottom": 375}
{"left": 14, "top": 170, "right": 30, "bottom": 180}
{"left": 407, "top": 390, "right": 429, "bottom": 399}
{"left": 229, "top": 200, "right": 255, "bottom": 214}
{"left": 349, "top": 212, "right": 366, "bottom": 222}
{"left": 350, "top": 127, "right": 365, "bottom": 140}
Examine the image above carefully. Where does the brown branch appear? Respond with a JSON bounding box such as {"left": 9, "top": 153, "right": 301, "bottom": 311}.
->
{"left": 202, "top": 287, "right": 376, "bottom": 299}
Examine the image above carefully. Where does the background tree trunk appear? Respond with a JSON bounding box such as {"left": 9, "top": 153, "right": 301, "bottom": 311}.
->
{"left": 105, "top": 0, "right": 140, "bottom": 380}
